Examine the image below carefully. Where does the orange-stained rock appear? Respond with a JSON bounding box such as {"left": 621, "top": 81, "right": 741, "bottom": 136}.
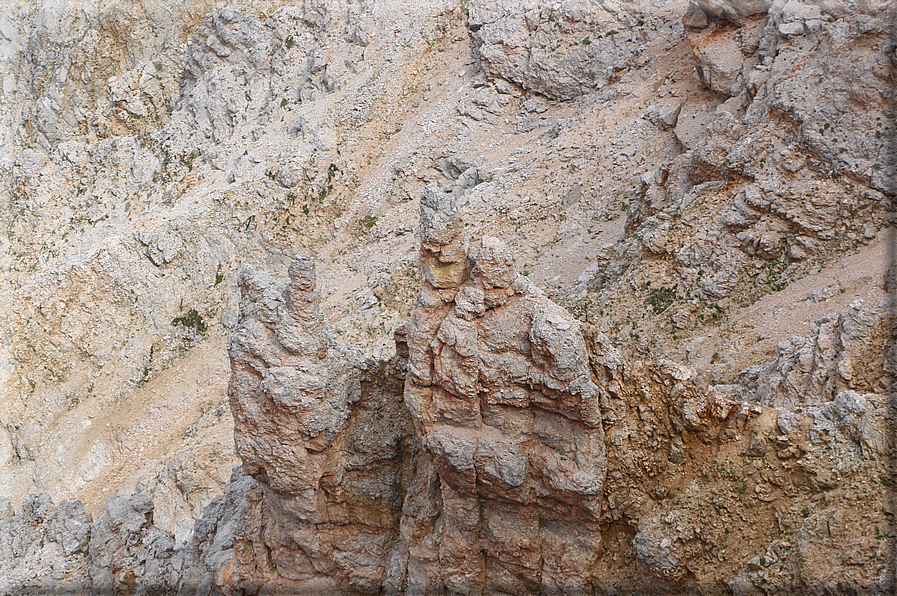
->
{"left": 400, "top": 184, "right": 607, "bottom": 593}
{"left": 227, "top": 254, "right": 417, "bottom": 593}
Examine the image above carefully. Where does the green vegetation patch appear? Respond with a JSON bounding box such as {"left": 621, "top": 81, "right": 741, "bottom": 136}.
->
{"left": 645, "top": 285, "right": 679, "bottom": 315}
{"left": 172, "top": 308, "right": 207, "bottom": 335}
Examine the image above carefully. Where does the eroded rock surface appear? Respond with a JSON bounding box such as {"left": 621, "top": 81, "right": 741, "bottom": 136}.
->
{"left": 468, "top": 0, "right": 666, "bottom": 100}
{"left": 1, "top": 0, "right": 895, "bottom": 594}
{"left": 1, "top": 187, "right": 895, "bottom": 596}
{"left": 226, "top": 255, "right": 417, "bottom": 593}
{"left": 403, "top": 187, "right": 608, "bottom": 594}
{"left": 0, "top": 469, "right": 257, "bottom": 595}
{"left": 213, "top": 190, "right": 615, "bottom": 594}
{"left": 733, "top": 300, "right": 891, "bottom": 408}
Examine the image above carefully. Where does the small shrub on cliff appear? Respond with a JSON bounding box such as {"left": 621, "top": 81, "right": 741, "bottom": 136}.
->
{"left": 172, "top": 309, "right": 207, "bottom": 335}
{"left": 645, "top": 285, "right": 678, "bottom": 314}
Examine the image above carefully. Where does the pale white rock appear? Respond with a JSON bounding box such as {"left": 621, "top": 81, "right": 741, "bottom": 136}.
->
{"left": 469, "top": 0, "right": 679, "bottom": 100}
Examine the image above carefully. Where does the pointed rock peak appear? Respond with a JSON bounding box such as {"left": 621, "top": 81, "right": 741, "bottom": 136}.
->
{"left": 419, "top": 183, "right": 469, "bottom": 289}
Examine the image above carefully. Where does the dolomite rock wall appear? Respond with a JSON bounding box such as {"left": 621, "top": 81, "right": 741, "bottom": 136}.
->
{"left": 216, "top": 186, "right": 895, "bottom": 596}
{"left": 0, "top": 0, "right": 895, "bottom": 593}
{"left": 226, "top": 255, "right": 417, "bottom": 593}
{"left": 217, "top": 187, "right": 615, "bottom": 593}
{"left": 0, "top": 192, "right": 894, "bottom": 594}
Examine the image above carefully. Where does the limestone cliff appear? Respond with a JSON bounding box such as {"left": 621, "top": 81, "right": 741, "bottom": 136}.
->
{"left": 0, "top": 0, "right": 895, "bottom": 593}
{"left": 3, "top": 184, "right": 893, "bottom": 594}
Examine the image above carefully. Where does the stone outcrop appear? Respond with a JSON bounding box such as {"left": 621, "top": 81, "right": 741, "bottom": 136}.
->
{"left": 216, "top": 191, "right": 895, "bottom": 595}
{"left": 468, "top": 0, "right": 663, "bottom": 100}
{"left": 403, "top": 185, "right": 608, "bottom": 593}
{"left": 611, "top": 0, "right": 894, "bottom": 327}
{"left": 732, "top": 300, "right": 891, "bottom": 408}
{"left": 0, "top": 494, "right": 92, "bottom": 594}
{"left": 217, "top": 187, "right": 614, "bottom": 593}
{"left": 226, "top": 255, "right": 416, "bottom": 593}
{"left": 685, "top": 12, "right": 763, "bottom": 97}
{"left": 0, "top": 469, "right": 257, "bottom": 595}
{"left": 219, "top": 184, "right": 896, "bottom": 596}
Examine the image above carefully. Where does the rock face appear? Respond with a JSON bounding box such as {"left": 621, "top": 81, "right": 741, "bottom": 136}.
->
{"left": 215, "top": 186, "right": 895, "bottom": 596}
{"left": 0, "top": 495, "right": 92, "bottom": 594}
{"left": 403, "top": 187, "right": 607, "bottom": 594}
{"left": 1, "top": 0, "right": 896, "bottom": 594}
{"left": 611, "top": 0, "right": 894, "bottom": 337}
{"left": 468, "top": 0, "right": 658, "bottom": 100}
{"left": 220, "top": 189, "right": 611, "bottom": 593}
{"left": 0, "top": 469, "right": 257, "bottom": 595}
{"left": 684, "top": 0, "right": 772, "bottom": 27}
{"left": 685, "top": 14, "right": 762, "bottom": 97}
{"left": 1, "top": 189, "right": 895, "bottom": 595}
{"left": 734, "top": 300, "right": 889, "bottom": 408}
{"left": 226, "top": 256, "right": 416, "bottom": 593}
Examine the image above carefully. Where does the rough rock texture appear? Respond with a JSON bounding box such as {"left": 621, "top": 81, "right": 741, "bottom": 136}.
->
{"left": 684, "top": 0, "right": 772, "bottom": 27}
{"left": 685, "top": 13, "right": 764, "bottom": 97}
{"left": 0, "top": 469, "right": 257, "bottom": 595}
{"left": 583, "top": 326, "right": 897, "bottom": 594}
{"left": 219, "top": 204, "right": 614, "bottom": 593}
{"left": 403, "top": 190, "right": 608, "bottom": 593}
{"left": 217, "top": 190, "right": 895, "bottom": 595}
{"left": 0, "top": 494, "right": 92, "bottom": 594}
{"left": 227, "top": 255, "right": 417, "bottom": 593}
{"left": 1, "top": 0, "right": 895, "bottom": 593}
{"left": 468, "top": 0, "right": 671, "bottom": 100}
{"left": 88, "top": 493, "right": 176, "bottom": 594}
{"left": 1, "top": 188, "right": 895, "bottom": 594}
{"left": 732, "top": 299, "right": 891, "bottom": 408}
{"left": 591, "top": 0, "right": 895, "bottom": 370}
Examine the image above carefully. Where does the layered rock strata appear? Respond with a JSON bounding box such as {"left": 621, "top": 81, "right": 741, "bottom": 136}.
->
{"left": 402, "top": 185, "right": 608, "bottom": 594}
{"left": 226, "top": 256, "right": 417, "bottom": 593}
